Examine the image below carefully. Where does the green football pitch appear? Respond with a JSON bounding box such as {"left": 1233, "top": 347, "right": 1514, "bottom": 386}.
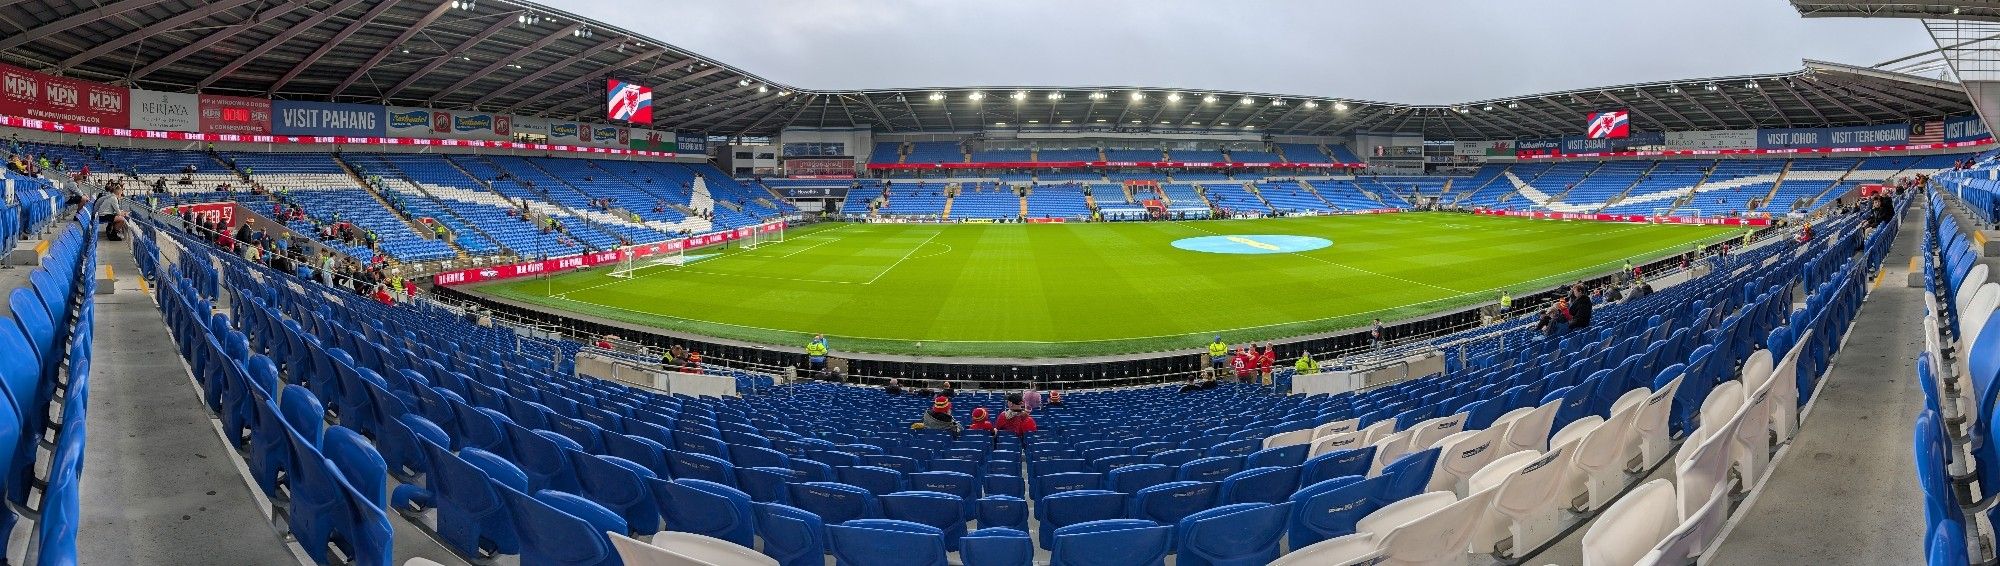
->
{"left": 466, "top": 213, "right": 1737, "bottom": 358}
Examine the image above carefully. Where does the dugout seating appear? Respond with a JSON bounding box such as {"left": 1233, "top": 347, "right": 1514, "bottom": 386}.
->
{"left": 129, "top": 176, "right": 1896, "bottom": 566}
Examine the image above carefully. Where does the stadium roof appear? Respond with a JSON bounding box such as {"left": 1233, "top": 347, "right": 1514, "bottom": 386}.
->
{"left": 0, "top": 0, "right": 1978, "bottom": 140}
{"left": 1792, "top": 1, "right": 2000, "bottom": 22}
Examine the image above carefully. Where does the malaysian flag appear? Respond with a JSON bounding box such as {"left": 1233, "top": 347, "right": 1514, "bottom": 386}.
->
{"left": 1911, "top": 119, "right": 1945, "bottom": 145}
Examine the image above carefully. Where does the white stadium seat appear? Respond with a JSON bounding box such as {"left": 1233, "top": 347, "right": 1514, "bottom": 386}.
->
{"left": 611, "top": 531, "right": 778, "bottom": 566}
{"left": 1498, "top": 401, "right": 1561, "bottom": 456}
{"left": 1428, "top": 425, "right": 1506, "bottom": 495}
{"left": 1565, "top": 404, "right": 1641, "bottom": 512}
{"left": 1581, "top": 479, "right": 1681, "bottom": 566}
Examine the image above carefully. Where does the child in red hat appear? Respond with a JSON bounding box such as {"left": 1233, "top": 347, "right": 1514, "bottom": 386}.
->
{"left": 967, "top": 407, "right": 995, "bottom": 432}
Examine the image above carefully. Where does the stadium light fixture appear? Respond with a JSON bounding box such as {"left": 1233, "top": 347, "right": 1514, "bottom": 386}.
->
{"left": 1027, "top": 120, "right": 1039, "bottom": 123}
{"left": 778, "top": 90, "right": 791, "bottom": 96}
{"left": 738, "top": 79, "right": 750, "bottom": 87}
{"left": 995, "top": 122, "right": 1006, "bottom": 126}
{"left": 758, "top": 85, "right": 768, "bottom": 93}
{"left": 1095, "top": 119, "right": 1106, "bottom": 122}
{"left": 1130, "top": 120, "right": 1141, "bottom": 124}
{"left": 1239, "top": 97, "right": 1254, "bottom": 105}
{"left": 1011, "top": 91, "right": 1028, "bottom": 100}
{"left": 1333, "top": 102, "right": 1349, "bottom": 111}
{"left": 1219, "top": 122, "right": 1230, "bottom": 126}
{"left": 1744, "top": 80, "right": 1759, "bottom": 89}
{"left": 968, "top": 91, "right": 985, "bottom": 100}
{"left": 1047, "top": 92, "right": 1063, "bottom": 100}
{"left": 1506, "top": 101, "right": 1518, "bottom": 109}
{"left": 1130, "top": 92, "right": 1145, "bottom": 101}
{"left": 1060, "top": 119, "right": 1072, "bottom": 123}
{"left": 1089, "top": 92, "right": 1107, "bottom": 100}
{"left": 1666, "top": 85, "right": 1680, "bottom": 94}
{"left": 1271, "top": 100, "right": 1285, "bottom": 107}
{"left": 928, "top": 92, "right": 945, "bottom": 101}
{"left": 1483, "top": 104, "right": 1494, "bottom": 111}
{"left": 1303, "top": 101, "right": 1318, "bottom": 109}
{"left": 1166, "top": 93, "right": 1182, "bottom": 102}
{"left": 1703, "top": 83, "right": 1719, "bottom": 92}
{"left": 1204, "top": 95, "right": 1219, "bottom": 104}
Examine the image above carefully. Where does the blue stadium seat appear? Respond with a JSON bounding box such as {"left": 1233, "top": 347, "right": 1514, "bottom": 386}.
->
{"left": 880, "top": 491, "right": 969, "bottom": 547}
{"left": 1037, "top": 490, "right": 1128, "bottom": 548}
{"left": 653, "top": 478, "right": 756, "bottom": 547}
{"left": 960, "top": 527, "right": 1034, "bottom": 566}
{"left": 498, "top": 487, "right": 625, "bottom": 566}
{"left": 1175, "top": 502, "right": 1291, "bottom": 566}
{"left": 1050, "top": 519, "right": 1172, "bottom": 566}
{"left": 828, "top": 519, "right": 950, "bottom": 566}
{"left": 753, "top": 502, "right": 828, "bottom": 566}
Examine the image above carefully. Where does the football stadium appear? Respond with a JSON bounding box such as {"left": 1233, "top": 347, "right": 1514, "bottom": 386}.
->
{"left": 9, "top": 0, "right": 2000, "bottom": 565}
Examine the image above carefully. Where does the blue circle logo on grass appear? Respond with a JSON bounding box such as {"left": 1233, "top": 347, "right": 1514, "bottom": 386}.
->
{"left": 1172, "top": 235, "right": 1331, "bottom": 255}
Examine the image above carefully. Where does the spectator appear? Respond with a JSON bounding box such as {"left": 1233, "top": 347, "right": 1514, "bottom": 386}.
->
{"left": 1179, "top": 375, "right": 1202, "bottom": 393}
{"left": 1230, "top": 347, "right": 1251, "bottom": 382}
{"left": 1023, "top": 385, "right": 1042, "bottom": 412}
{"left": 1257, "top": 343, "right": 1276, "bottom": 385}
{"left": 1568, "top": 284, "right": 1594, "bottom": 328}
{"left": 967, "top": 407, "right": 995, "bottom": 434}
{"left": 97, "top": 184, "right": 127, "bottom": 241}
{"left": 912, "top": 396, "right": 961, "bottom": 438}
{"left": 1207, "top": 335, "right": 1229, "bottom": 377}
{"left": 885, "top": 378, "right": 902, "bottom": 396}
{"left": 1371, "top": 318, "right": 1385, "bottom": 351}
{"left": 940, "top": 381, "right": 955, "bottom": 397}
{"left": 594, "top": 335, "right": 614, "bottom": 350}
{"left": 1294, "top": 352, "right": 1319, "bottom": 375}
{"left": 1047, "top": 390, "right": 1062, "bottom": 406}
{"left": 805, "top": 334, "right": 829, "bottom": 372}
{"left": 996, "top": 393, "right": 1038, "bottom": 437}
{"left": 371, "top": 284, "right": 395, "bottom": 306}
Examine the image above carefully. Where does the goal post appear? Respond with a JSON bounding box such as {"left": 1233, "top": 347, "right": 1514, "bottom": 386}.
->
{"left": 743, "top": 221, "right": 786, "bottom": 250}
{"left": 607, "top": 245, "right": 684, "bottom": 278}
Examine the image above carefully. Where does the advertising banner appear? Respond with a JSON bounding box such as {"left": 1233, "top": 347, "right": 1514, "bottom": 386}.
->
{"left": 1664, "top": 129, "right": 1758, "bottom": 150}
{"left": 385, "top": 106, "right": 434, "bottom": 137}
{"left": 198, "top": 94, "right": 271, "bottom": 135}
{"left": 864, "top": 160, "right": 1365, "bottom": 170}
{"left": 630, "top": 128, "right": 676, "bottom": 152}
{"left": 1947, "top": 115, "right": 1992, "bottom": 144}
{"left": 1474, "top": 207, "right": 1770, "bottom": 227}
{"left": 271, "top": 100, "right": 384, "bottom": 136}
{"left": 1757, "top": 124, "right": 1908, "bottom": 150}
{"left": 433, "top": 221, "right": 788, "bottom": 285}
{"left": 588, "top": 124, "right": 628, "bottom": 148}
{"left": 678, "top": 133, "right": 708, "bottom": 153}
{"left": 129, "top": 89, "right": 198, "bottom": 132}
{"left": 1562, "top": 132, "right": 1663, "bottom": 153}
{"left": 0, "top": 62, "right": 128, "bottom": 128}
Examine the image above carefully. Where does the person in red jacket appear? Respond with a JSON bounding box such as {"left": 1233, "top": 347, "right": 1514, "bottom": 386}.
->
{"left": 1230, "top": 347, "right": 1252, "bottom": 382}
{"left": 967, "top": 407, "right": 995, "bottom": 432}
{"left": 1257, "top": 344, "right": 1276, "bottom": 384}
{"left": 991, "top": 393, "right": 1038, "bottom": 449}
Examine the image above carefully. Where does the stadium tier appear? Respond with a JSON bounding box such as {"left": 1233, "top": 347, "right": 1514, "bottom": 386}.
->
{"left": 1276, "top": 143, "right": 1331, "bottom": 162}
{"left": 12, "top": 1, "right": 2000, "bottom": 564}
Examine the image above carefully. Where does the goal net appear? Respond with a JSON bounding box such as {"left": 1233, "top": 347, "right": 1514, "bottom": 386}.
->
{"left": 607, "top": 246, "right": 686, "bottom": 279}
{"left": 742, "top": 222, "right": 786, "bottom": 250}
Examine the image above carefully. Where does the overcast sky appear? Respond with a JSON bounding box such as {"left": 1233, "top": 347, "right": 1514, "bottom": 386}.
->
{"left": 559, "top": 0, "right": 1939, "bottom": 105}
